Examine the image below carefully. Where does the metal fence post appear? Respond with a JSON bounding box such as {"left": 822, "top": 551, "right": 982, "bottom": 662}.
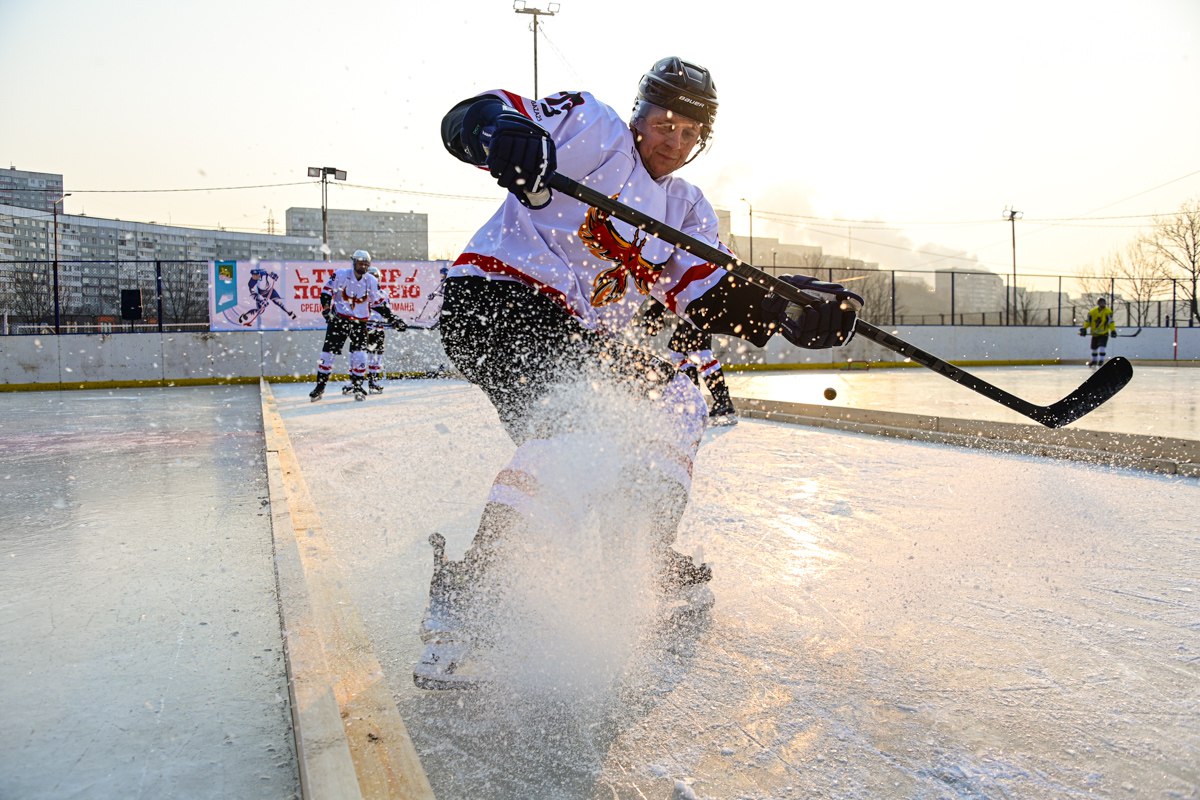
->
{"left": 155, "top": 260, "right": 164, "bottom": 333}
{"left": 891, "top": 270, "right": 896, "bottom": 326}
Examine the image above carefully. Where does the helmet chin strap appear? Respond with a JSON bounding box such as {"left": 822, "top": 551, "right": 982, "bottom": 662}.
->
{"left": 682, "top": 139, "right": 708, "bottom": 166}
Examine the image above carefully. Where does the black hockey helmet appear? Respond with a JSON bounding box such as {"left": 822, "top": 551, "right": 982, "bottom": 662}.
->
{"left": 634, "top": 56, "right": 718, "bottom": 135}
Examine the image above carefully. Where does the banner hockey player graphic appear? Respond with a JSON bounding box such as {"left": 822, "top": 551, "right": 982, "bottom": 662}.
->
{"left": 308, "top": 250, "right": 407, "bottom": 402}
{"left": 220, "top": 266, "right": 296, "bottom": 327}
{"left": 417, "top": 57, "right": 861, "bottom": 688}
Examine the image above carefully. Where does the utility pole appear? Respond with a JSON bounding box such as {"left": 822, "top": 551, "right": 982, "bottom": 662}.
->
{"left": 307, "top": 167, "right": 346, "bottom": 260}
{"left": 513, "top": 1, "right": 559, "bottom": 98}
{"left": 740, "top": 197, "right": 754, "bottom": 265}
{"left": 52, "top": 192, "right": 72, "bottom": 334}
{"left": 1003, "top": 206, "right": 1022, "bottom": 325}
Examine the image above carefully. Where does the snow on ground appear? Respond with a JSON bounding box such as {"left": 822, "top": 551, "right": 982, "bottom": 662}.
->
{"left": 273, "top": 377, "right": 1199, "bottom": 799}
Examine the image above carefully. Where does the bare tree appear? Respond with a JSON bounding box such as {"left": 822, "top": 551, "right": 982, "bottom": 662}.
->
{"left": 824, "top": 265, "right": 901, "bottom": 326}
{"left": 159, "top": 261, "right": 209, "bottom": 325}
{"left": 791, "top": 250, "right": 829, "bottom": 275}
{"left": 1143, "top": 198, "right": 1200, "bottom": 325}
{"left": 1014, "top": 288, "right": 1042, "bottom": 325}
{"left": 0, "top": 263, "right": 57, "bottom": 330}
{"left": 1103, "top": 239, "right": 1168, "bottom": 328}
{"left": 855, "top": 271, "right": 901, "bottom": 325}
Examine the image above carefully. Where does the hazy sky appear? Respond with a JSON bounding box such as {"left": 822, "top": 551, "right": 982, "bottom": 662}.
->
{"left": 2, "top": 0, "right": 1197, "bottom": 279}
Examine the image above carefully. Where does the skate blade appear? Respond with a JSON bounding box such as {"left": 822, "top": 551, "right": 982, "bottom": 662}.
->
{"left": 708, "top": 415, "right": 738, "bottom": 427}
{"left": 660, "top": 583, "right": 715, "bottom": 623}
{"left": 412, "top": 640, "right": 484, "bottom": 690}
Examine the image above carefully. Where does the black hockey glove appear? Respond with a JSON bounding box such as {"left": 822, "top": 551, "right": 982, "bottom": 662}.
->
{"left": 374, "top": 305, "right": 407, "bottom": 331}
{"left": 321, "top": 305, "right": 334, "bottom": 324}
{"left": 464, "top": 100, "right": 556, "bottom": 209}
{"left": 762, "top": 275, "right": 863, "bottom": 350}
{"left": 1078, "top": 327, "right": 1087, "bottom": 337}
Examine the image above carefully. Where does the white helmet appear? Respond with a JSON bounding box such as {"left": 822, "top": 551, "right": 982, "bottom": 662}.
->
{"left": 366, "top": 265, "right": 381, "bottom": 279}
{"left": 351, "top": 249, "right": 371, "bottom": 267}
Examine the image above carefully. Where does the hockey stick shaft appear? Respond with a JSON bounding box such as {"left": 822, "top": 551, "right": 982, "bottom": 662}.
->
{"left": 548, "top": 172, "right": 1132, "bottom": 428}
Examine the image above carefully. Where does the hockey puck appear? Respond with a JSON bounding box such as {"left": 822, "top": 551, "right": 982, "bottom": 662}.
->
{"left": 823, "top": 387, "right": 837, "bottom": 400}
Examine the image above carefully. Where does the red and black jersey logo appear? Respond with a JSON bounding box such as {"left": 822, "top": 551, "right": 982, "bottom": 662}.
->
{"left": 580, "top": 201, "right": 667, "bottom": 307}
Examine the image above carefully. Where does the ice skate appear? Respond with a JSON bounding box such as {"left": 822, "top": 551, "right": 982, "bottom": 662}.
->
{"left": 341, "top": 384, "right": 355, "bottom": 395}
{"left": 414, "top": 533, "right": 485, "bottom": 690}
{"left": 708, "top": 399, "right": 738, "bottom": 426}
{"left": 657, "top": 548, "right": 715, "bottom": 622}
{"left": 308, "top": 379, "right": 327, "bottom": 402}
{"left": 350, "top": 379, "right": 367, "bottom": 402}
{"left": 706, "top": 374, "right": 737, "bottom": 426}
{"left": 368, "top": 379, "right": 384, "bottom": 394}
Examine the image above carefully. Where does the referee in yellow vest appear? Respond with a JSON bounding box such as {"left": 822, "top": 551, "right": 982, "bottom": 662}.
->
{"left": 1079, "top": 296, "right": 1117, "bottom": 367}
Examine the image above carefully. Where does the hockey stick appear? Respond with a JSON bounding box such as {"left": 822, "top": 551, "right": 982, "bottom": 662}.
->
{"left": 547, "top": 172, "right": 1132, "bottom": 428}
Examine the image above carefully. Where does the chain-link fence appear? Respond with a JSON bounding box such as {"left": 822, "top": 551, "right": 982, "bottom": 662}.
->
{"left": 768, "top": 263, "right": 1196, "bottom": 330}
{"left": 2, "top": 259, "right": 1196, "bottom": 334}
{"left": 0, "top": 260, "right": 209, "bottom": 334}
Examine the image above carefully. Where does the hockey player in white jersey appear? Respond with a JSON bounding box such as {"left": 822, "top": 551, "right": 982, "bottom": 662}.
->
{"left": 416, "top": 57, "right": 862, "bottom": 688}
{"left": 309, "top": 250, "right": 406, "bottom": 402}
{"left": 341, "top": 264, "right": 395, "bottom": 395}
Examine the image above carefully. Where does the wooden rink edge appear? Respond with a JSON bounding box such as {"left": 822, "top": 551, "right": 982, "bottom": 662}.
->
{"left": 259, "top": 379, "right": 435, "bottom": 800}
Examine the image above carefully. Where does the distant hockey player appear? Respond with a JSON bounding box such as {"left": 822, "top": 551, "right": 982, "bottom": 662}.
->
{"left": 1080, "top": 296, "right": 1117, "bottom": 367}
{"left": 643, "top": 298, "right": 737, "bottom": 424}
{"left": 363, "top": 265, "right": 394, "bottom": 393}
{"left": 309, "top": 250, "right": 405, "bottom": 402}
{"left": 341, "top": 264, "right": 396, "bottom": 395}
{"left": 418, "top": 57, "right": 861, "bottom": 686}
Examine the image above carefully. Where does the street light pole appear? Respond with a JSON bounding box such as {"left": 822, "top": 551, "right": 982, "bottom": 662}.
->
{"left": 308, "top": 166, "right": 346, "bottom": 261}
{"left": 513, "top": 1, "right": 560, "bottom": 98}
{"left": 740, "top": 197, "right": 754, "bottom": 265}
{"left": 52, "top": 192, "right": 72, "bottom": 334}
{"left": 1003, "top": 206, "right": 1022, "bottom": 326}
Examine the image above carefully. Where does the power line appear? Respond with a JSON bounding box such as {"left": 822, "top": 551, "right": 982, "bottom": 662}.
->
{"left": 53, "top": 181, "right": 312, "bottom": 194}
{"left": 17, "top": 179, "right": 498, "bottom": 203}
{"left": 339, "top": 182, "right": 498, "bottom": 202}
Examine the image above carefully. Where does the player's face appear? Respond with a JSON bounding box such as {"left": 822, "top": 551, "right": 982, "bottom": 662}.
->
{"left": 353, "top": 260, "right": 369, "bottom": 278}
{"left": 633, "top": 105, "right": 704, "bottom": 180}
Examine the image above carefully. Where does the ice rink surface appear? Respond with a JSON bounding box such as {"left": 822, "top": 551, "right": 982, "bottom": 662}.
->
{"left": 728, "top": 364, "right": 1198, "bottom": 440}
{"left": 272, "top": 370, "right": 1199, "bottom": 800}
{"left": 0, "top": 386, "right": 299, "bottom": 800}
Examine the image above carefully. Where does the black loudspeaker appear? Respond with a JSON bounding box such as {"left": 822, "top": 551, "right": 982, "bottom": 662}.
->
{"left": 120, "top": 289, "right": 143, "bottom": 321}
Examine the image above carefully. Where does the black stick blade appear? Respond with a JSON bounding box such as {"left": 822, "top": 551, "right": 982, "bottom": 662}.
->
{"left": 1035, "top": 357, "right": 1134, "bottom": 428}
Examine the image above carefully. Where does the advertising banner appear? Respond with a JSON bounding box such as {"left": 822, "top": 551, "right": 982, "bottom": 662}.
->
{"left": 208, "top": 260, "right": 448, "bottom": 331}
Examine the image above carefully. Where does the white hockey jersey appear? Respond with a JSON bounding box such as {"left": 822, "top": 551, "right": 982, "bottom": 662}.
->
{"left": 322, "top": 268, "right": 386, "bottom": 322}
{"left": 450, "top": 90, "right": 732, "bottom": 335}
